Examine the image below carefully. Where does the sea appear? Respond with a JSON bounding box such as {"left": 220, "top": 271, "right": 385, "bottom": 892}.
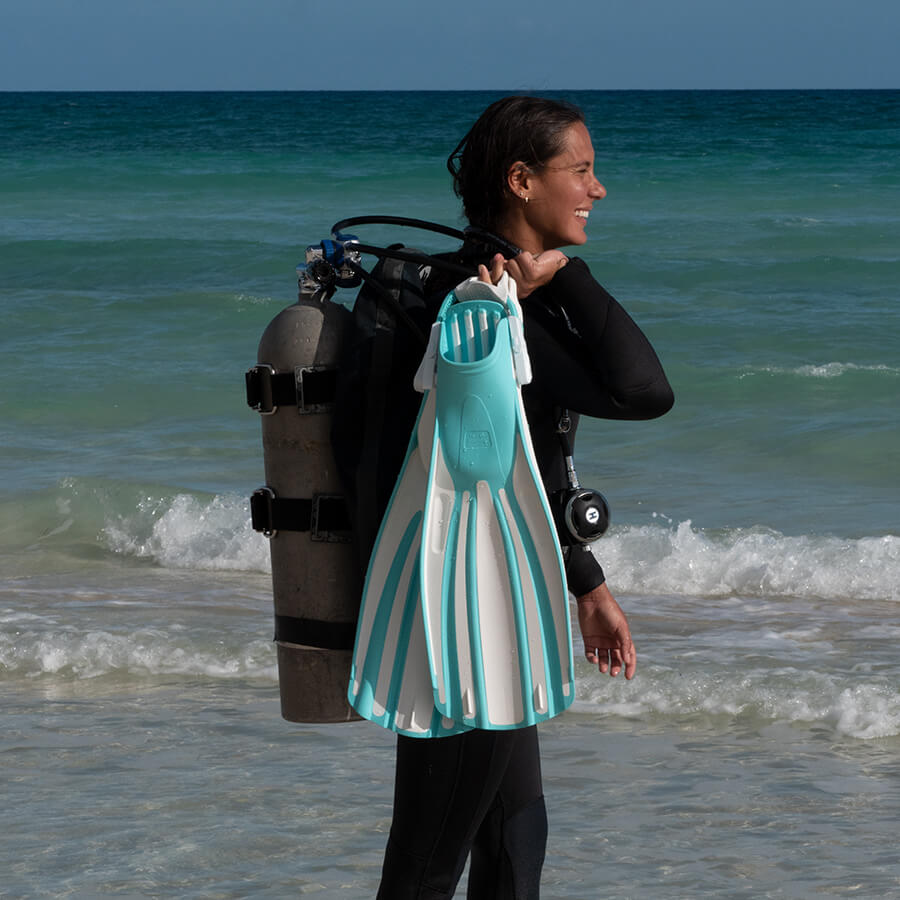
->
{"left": 1, "top": 90, "right": 898, "bottom": 898}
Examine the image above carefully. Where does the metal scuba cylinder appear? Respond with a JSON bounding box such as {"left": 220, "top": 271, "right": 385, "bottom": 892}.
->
{"left": 246, "top": 260, "right": 361, "bottom": 723}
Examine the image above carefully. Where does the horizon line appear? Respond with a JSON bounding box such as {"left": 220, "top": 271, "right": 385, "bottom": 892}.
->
{"left": 2, "top": 86, "right": 899, "bottom": 94}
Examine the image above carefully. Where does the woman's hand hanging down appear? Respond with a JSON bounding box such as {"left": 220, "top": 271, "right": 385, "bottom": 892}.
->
{"left": 477, "top": 251, "right": 568, "bottom": 297}
{"left": 576, "top": 582, "right": 637, "bottom": 679}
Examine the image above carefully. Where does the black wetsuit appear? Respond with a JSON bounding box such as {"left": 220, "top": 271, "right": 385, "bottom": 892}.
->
{"left": 375, "top": 246, "right": 673, "bottom": 899}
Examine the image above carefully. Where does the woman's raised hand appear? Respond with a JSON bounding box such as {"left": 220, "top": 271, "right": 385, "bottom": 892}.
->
{"left": 478, "top": 252, "right": 567, "bottom": 297}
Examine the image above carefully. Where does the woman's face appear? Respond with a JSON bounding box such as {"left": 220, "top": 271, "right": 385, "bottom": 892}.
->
{"left": 513, "top": 122, "right": 607, "bottom": 254}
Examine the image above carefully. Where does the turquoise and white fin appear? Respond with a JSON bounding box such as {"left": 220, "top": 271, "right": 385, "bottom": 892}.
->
{"left": 419, "top": 274, "right": 574, "bottom": 731}
{"left": 347, "top": 391, "right": 470, "bottom": 738}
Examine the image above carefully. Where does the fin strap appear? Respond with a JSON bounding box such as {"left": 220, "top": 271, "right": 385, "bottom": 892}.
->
{"left": 413, "top": 321, "right": 442, "bottom": 392}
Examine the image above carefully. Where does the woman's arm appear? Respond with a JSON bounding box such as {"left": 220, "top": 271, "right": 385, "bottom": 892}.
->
{"left": 525, "top": 257, "right": 674, "bottom": 420}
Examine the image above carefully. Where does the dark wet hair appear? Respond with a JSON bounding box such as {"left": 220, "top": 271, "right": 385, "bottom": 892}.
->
{"left": 447, "top": 96, "right": 585, "bottom": 232}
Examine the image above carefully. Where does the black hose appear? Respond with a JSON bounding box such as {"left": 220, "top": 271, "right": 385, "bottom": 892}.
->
{"left": 331, "top": 215, "right": 466, "bottom": 242}
{"left": 349, "top": 242, "right": 473, "bottom": 281}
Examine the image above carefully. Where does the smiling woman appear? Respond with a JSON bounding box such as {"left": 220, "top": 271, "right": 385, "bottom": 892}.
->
{"left": 347, "top": 95, "right": 674, "bottom": 898}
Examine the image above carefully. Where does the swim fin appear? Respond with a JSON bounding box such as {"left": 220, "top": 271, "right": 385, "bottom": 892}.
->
{"left": 348, "top": 274, "right": 573, "bottom": 737}
{"left": 417, "top": 275, "right": 574, "bottom": 730}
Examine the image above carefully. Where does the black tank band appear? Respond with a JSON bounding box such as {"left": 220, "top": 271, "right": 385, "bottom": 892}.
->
{"left": 245, "top": 364, "right": 338, "bottom": 414}
{"left": 250, "top": 488, "right": 351, "bottom": 541}
{"left": 274, "top": 614, "right": 356, "bottom": 651}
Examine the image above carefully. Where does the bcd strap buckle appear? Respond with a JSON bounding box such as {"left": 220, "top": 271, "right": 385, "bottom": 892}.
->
{"left": 250, "top": 487, "right": 351, "bottom": 543}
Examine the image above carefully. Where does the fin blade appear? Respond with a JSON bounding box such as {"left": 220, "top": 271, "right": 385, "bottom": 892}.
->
{"left": 473, "top": 480, "right": 525, "bottom": 727}
{"left": 420, "top": 441, "right": 458, "bottom": 709}
{"left": 508, "top": 434, "right": 574, "bottom": 706}
{"left": 349, "top": 393, "right": 469, "bottom": 739}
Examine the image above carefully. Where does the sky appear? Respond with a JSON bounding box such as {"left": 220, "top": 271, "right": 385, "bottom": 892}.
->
{"left": 1, "top": 0, "right": 898, "bottom": 91}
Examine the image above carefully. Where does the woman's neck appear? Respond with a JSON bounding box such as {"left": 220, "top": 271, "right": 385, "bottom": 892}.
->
{"left": 493, "top": 210, "right": 547, "bottom": 256}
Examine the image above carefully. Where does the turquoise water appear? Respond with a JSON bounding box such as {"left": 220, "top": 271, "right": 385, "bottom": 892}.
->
{"left": 2, "top": 91, "right": 899, "bottom": 897}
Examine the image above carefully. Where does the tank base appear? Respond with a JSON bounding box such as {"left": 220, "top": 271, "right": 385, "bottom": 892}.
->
{"left": 276, "top": 643, "right": 361, "bottom": 723}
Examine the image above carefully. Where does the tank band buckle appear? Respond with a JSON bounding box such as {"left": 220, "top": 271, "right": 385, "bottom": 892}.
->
{"left": 310, "top": 493, "right": 351, "bottom": 542}
{"left": 295, "top": 366, "right": 338, "bottom": 414}
{"left": 245, "top": 364, "right": 279, "bottom": 414}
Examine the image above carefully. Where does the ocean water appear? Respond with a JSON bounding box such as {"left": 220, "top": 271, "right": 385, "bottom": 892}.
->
{"left": 1, "top": 90, "right": 899, "bottom": 898}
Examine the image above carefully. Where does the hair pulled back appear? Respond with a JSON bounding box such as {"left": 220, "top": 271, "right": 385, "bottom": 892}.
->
{"left": 447, "top": 95, "right": 585, "bottom": 232}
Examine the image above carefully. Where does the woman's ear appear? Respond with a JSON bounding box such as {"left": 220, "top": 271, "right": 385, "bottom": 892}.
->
{"left": 506, "top": 162, "right": 532, "bottom": 200}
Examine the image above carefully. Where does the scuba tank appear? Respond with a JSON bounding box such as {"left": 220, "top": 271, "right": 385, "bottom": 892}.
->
{"left": 246, "top": 246, "right": 360, "bottom": 723}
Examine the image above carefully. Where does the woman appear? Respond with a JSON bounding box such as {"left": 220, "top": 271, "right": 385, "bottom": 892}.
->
{"left": 376, "top": 96, "right": 673, "bottom": 898}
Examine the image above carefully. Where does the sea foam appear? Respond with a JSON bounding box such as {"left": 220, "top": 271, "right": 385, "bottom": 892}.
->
{"left": 96, "top": 490, "right": 900, "bottom": 603}
{"left": 103, "top": 491, "right": 270, "bottom": 573}
{"left": 598, "top": 519, "right": 898, "bottom": 603}
{"left": 739, "top": 361, "right": 899, "bottom": 379}
{"left": 0, "top": 620, "right": 276, "bottom": 682}
{"left": 575, "top": 665, "right": 900, "bottom": 740}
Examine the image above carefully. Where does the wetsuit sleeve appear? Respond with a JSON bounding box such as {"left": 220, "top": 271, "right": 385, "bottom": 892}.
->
{"left": 565, "top": 546, "right": 606, "bottom": 598}
{"left": 525, "top": 258, "right": 674, "bottom": 420}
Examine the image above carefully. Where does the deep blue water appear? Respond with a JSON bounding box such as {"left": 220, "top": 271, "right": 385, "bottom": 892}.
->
{"left": 1, "top": 91, "right": 898, "bottom": 898}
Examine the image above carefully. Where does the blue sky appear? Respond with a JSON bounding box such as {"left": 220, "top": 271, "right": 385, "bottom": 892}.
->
{"left": 2, "top": 0, "right": 898, "bottom": 91}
